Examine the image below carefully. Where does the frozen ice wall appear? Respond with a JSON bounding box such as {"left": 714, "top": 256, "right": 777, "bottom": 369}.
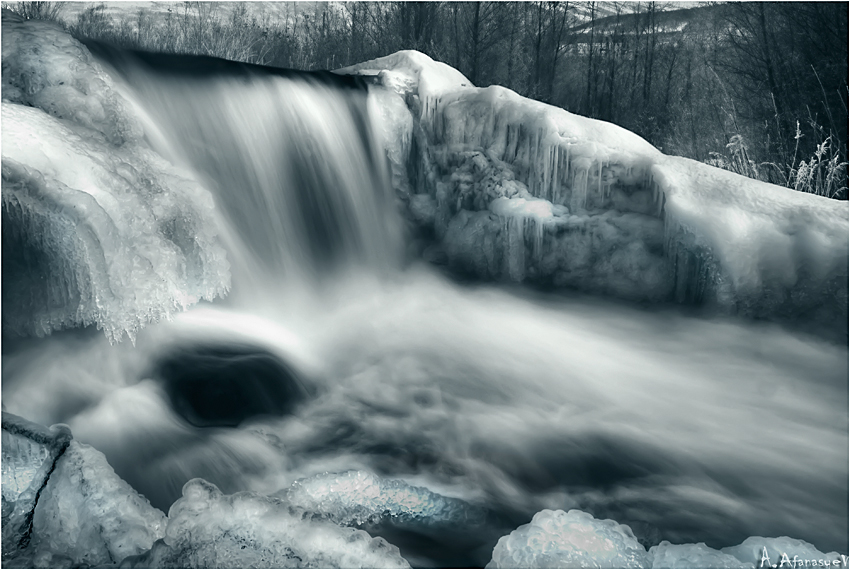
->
{"left": 1, "top": 12, "right": 230, "bottom": 343}
{"left": 343, "top": 51, "right": 849, "bottom": 333}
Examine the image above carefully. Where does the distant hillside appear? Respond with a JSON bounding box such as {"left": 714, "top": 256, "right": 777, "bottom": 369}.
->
{"left": 572, "top": 2, "right": 729, "bottom": 36}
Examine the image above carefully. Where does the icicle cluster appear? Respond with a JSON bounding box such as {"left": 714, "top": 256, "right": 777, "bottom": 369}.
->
{"left": 346, "top": 50, "right": 848, "bottom": 331}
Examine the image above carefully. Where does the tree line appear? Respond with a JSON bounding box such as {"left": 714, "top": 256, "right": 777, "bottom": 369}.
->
{"left": 8, "top": 1, "right": 849, "bottom": 198}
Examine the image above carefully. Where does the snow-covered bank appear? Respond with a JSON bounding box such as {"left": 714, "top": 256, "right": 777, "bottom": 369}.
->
{"left": 342, "top": 51, "right": 848, "bottom": 334}
{"left": 1, "top": 12, "right": 230, "bottom": 343}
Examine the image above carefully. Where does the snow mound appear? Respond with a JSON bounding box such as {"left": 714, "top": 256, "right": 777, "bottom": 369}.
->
{"left": 123, "top": 478, "right": 411, "bottom": 569}
{"left": 1, "top": 16, "right": 230, "bottom": 343}
{"left": 281, "top": 470, "right": 483, "bottom": 528}
{"left": 486, "top": 509, "right": 651, "bottom": 569}
{"left": 1, "top": 413, "right": 166, "bottom": 569}
{"left": 348, "top": 50, "right": 848, "bottom": 333}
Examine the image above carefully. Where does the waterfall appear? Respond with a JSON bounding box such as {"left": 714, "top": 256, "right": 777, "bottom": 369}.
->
{"left": 89, "top": 44, "right": 404, "bottom": 305}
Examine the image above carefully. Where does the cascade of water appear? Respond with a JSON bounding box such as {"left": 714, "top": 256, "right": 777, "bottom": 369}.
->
{"left": 91, "top": 47, "right": 403, "bottom": 308}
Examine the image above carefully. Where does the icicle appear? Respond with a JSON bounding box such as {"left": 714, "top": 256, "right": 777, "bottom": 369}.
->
{"left": 597, "top": 160, "right": 603, "bottom": 206}
{"left": 533, "top": 217, "right": 544, "bottom": 266}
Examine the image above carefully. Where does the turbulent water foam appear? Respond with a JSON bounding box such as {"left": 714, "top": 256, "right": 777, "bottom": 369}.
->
{"left": 3, "top": 271, "right": 847, "bottom": 565}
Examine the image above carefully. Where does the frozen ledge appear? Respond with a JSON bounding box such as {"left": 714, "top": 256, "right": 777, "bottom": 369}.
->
{"left": 348, "top": 50, "right": 849, "bottom": 335}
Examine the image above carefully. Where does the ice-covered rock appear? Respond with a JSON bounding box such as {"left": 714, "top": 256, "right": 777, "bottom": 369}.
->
{"left": 122, "top": 478, "right": 410, "bottom": 569}
{"left": 2, "top": 413, "right": 166, "bottom": 569}
{"left": 345, "top": 50, "right": 849, "bottom": 333}
{"left": 1, "top": 14, "right": 230, "bottom": 343}
{"left": 486, "top": 509, "right": 651, "bottom": 569}
{"left": 281, "top": 470, "right": 483, "bottom": 528}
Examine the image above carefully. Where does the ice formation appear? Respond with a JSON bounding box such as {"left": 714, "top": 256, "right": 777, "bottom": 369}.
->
{"left": 123, "top": 478, "right": 411, "bottom": 569}
{"left": 486, "top": 509, "right": 844, "bottom": 569}
{"left": 343, "top": 51, "right": 849, "bottom": 332}
{"left": 2, "top": 412, "right": 72, "bottom": 553}
{"left": 2, "top": 413, "right": 166, "bottom": 568}
{"left": 281, "top": 470, "right": 483, "bottom": 528}
{"left": 1, "top": 12, "right": 230, "bottom": 342}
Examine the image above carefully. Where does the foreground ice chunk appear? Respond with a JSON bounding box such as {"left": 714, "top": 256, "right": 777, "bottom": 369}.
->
{"left": 486, "top": 509, "right": 651, "bottom": 569}
{"left": 27, "top": 441, "right": 167, "bottom": 568}
{"left": 1, "top": 15, "right": 230, "bottom": 343}
{"left": 123, "top": 479, "right": 410, "bottom": 569}
{"left": 488, "top": 509, "right": 847, "bottom": 569}
{"left": 281, "top": 470, "right": 482, "bottom": 528}
{"left": 2, "top": 414, "right": 166, "bottom": 568}
{"left": 1, "top": 413, "right": 72, "bottom": 553}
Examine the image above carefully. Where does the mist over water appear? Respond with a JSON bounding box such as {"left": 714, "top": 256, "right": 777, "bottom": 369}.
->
{"left": 2, "top": 47, "right": 847, "bottom": 567}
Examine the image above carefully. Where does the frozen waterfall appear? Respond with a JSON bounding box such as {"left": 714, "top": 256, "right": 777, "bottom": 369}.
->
{"left": 2, "top": 12, "right": 847, "bottom": 570}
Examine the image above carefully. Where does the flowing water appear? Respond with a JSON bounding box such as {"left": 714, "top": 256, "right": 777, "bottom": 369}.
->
{"left": 2, "top": 49, "right": 847, "bottom": 567}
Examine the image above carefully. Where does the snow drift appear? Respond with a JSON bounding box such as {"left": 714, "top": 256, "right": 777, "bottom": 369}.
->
{"left": 341, "top": 51, "right": 849, "bottom": 334}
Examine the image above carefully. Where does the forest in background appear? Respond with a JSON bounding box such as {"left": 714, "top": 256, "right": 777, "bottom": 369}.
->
{"left": 7, "top": 1, "right": 849, "bottom": 199}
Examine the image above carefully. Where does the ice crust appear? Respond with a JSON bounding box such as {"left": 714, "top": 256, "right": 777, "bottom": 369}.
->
{"left": 345, "top": 51, "right": 849, "bottom": 330}
{"left": 281, "top": 470, "right": 482, "bottom": 528}
{"left": 486, "top": 509, "right": 843, "bottom": 569}
{"left": 123, "top": 478, "right": 411, "bottom": 569}
{"left": 1, "top": 13, "right": 230, "bottom": 342}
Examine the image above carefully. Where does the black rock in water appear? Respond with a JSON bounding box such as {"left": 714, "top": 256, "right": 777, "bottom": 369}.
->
{"left": 155, "top": 344, "right": 307, "bottom": 428}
